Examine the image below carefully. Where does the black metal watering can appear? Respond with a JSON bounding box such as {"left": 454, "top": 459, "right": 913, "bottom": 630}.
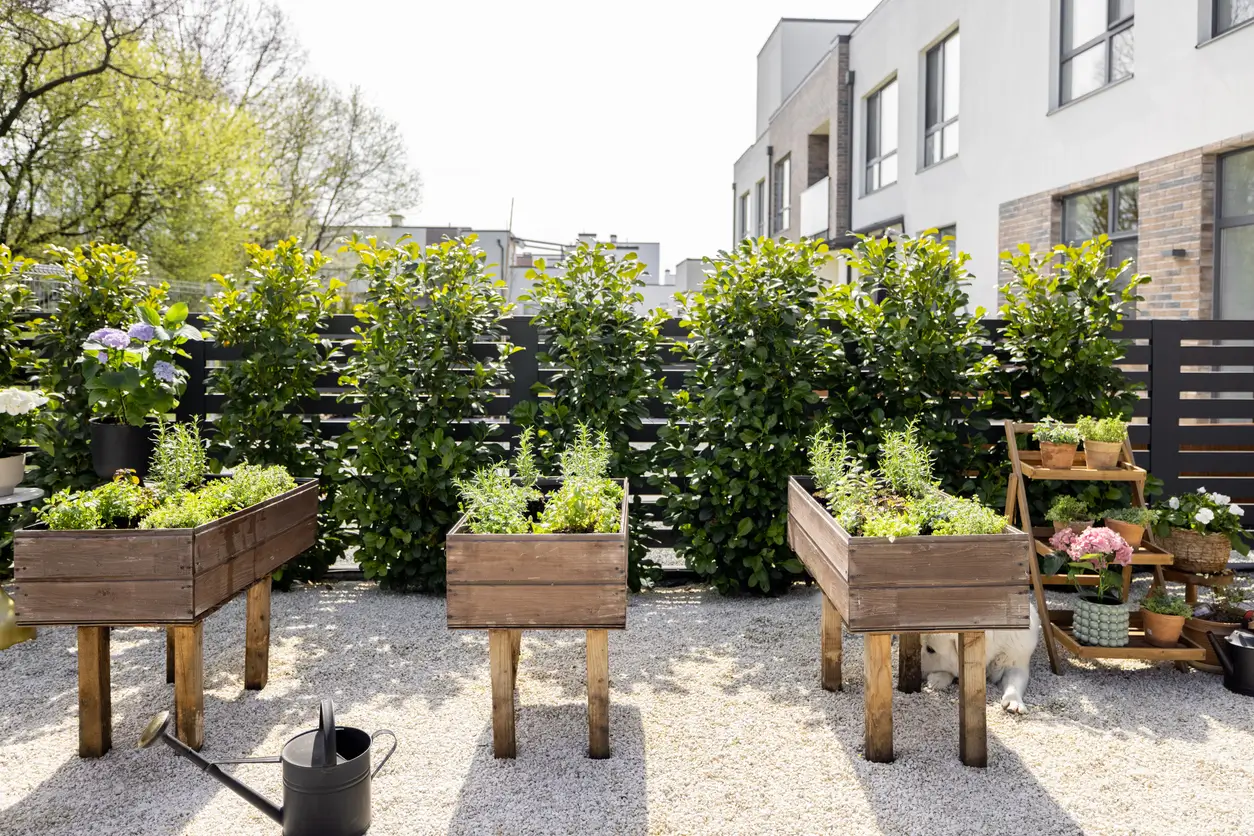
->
{"left": 139, "top": 700, "right": 396, "bottom": 836}
{"left": 1207, "top": 631, "right": 1254, "bottom": 698}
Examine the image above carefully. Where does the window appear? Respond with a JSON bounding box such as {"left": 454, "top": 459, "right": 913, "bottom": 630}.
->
{"left": 1215, "top": 0, "right": 1254, "bottom": 35}
{"left": 865, "top": 78, "right": 898, "bottom": 193}
{"left": 1217, "top": 147, "right": 1254, "bottom": 318}
{"left": 1060, "top": 0, "right": 1134, "bottom": 104}
{"left": 755, "top": 180, "right": 765, "bottom": 237}
{"left": 1063, "top": 180, "right": 1139, "bottom": 311}
{"left": 739, "top": 192, "right": 750, "bottom": 240}
{"left": 772, "top": 156, "right": 791, "bottom": 233}
{"left": 931, "top": 224, "right": 957, "bottom": 255}
{"left": 924, "top": 31, "right": 959, "bottom": 167}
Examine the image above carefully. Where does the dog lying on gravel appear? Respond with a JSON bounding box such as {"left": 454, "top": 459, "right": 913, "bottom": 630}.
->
{"left": 920, "top": 606, "right": 1041, "bottom": 714}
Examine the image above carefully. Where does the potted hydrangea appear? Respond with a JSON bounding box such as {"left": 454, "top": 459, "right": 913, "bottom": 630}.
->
{"left": 1049, "top": 526, "right": 1133, "bottom": 647}
{"left": 1101, "top": 506, "right": 1156, "bottom": 549}
{"left": 1046, "top": 495, "right": 1092, "bottom": 534}
{"left": 1139, "top": 591, "right": 1191, "bottom": 648}
{"left": 1075, "top": 415, "right": 1127, "bottom": 470}
{"left": 80, "top": 303, "right": 201, "bottom": 478}
{"left": 1154, "top": 488, "right": 1249, "bottom": 574}
{"left": 0, "top": 388, "right": 49, "bottom": 495}
{"left": 1032, "top": 416, "right": 1081, "bottom": 469}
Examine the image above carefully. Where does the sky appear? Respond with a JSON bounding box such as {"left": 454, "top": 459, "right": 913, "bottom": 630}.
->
{"left": 270, "top": 0, "right": 879, "bottom": 273}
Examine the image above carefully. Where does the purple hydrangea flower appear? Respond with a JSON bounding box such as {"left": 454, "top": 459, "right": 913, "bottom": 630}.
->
{"left": 152, "top": 360, "right": 176, "bottom": 383}
{"left": 127, "top": 323, "right": 156, "bottom": 341}
{"left": 97, "top": 351, "right": 107, "bottom": 363}
{"left": 89, "top": 327, "right": 130, "bottom": 349}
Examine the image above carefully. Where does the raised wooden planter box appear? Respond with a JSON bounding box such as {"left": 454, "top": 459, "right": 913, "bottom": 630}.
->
{"left": 10, "top": 478, "right": 319, "bottom": 757}
{"left": 445, "top": 478, "right": 628, "bottom": 759}
{"left": 787, "top": 476, "right": 1032, "bottom": 767}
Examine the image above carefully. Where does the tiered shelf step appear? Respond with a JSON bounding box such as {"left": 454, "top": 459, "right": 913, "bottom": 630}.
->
{"left": 1048, "top": 611, "right": 1206, "bottom": 662}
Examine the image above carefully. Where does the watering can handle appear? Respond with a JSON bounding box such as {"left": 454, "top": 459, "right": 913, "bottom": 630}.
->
{"left": 315, "top": 699, "right": 337, "bottom": 767}
{"left": 371, "top": 730, "right": 398, "bottom": 779}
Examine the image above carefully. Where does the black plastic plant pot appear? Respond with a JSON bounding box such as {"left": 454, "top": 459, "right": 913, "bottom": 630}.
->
{"left": 89, "top": 419, "right": 153, "bottom": 479}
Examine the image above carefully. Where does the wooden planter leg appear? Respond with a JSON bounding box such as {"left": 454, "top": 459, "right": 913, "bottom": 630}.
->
{"left": 488, "top": 629, "right": 516, "bottom": 759}
{"left": 510, "top": 629, "right": 522, "bottom": 689}
{"left": 586, "top": 629, "right": 610, "bottom": 760}
{"left": 77, "top": 626, "right": 111, "bottom": 758}
{"left": 863, "top": 633, "right": 893, "bottom": 763}
{"left": 820, "top": 593, "right": 842, "bottom": 692}
{"left": 172, "top": 622, "right": 204, "bottom": 751}
{"left": 165, "top": 627, "right": 175, "bottom": 684}
{"left": 958, "top": 632, "right": 987, "bottom": 768}
{"left": 897, "top": 633, "right": 922, "bottom": 693}
{"left": 1120, "top": 564, "right": 1133, "bottom": 602}
{"left": 245, "top": 576, "right": 272, "bottom": 691}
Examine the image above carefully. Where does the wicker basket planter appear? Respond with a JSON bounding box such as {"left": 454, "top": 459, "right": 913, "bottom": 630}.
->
{"left": 1165, "top": 529, "right": 1231, "bottom": 574}
{"left": 1073, "top": 596, "right": 1130, "bottom": 647}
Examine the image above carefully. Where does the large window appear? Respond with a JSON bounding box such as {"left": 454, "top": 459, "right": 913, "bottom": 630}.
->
{"left": 1215, "top": 0, "right": 1254, "bottom": 36}
{"left": 739, "top": 191, "right": 750, "bottom": 240}
{"left": 1060, "top": 0, "right": 1134, "bottom": 104}
{"left": 865, "top": 78, "right": 898, "bottom": 193}
{"left": 755, "top": 179, "right": 765, "bottom": 237}
{"left": 924, "top": 31, "right": 959, "bottom": 167}
{"left": 772, "top": 156, "right": 791, "bottom": 233}
{"left": 1063, "top": 180, "right": 1139, "bottom": 309}
{"left": 1217, "top": 147, "right": 1254, "bottom": 319}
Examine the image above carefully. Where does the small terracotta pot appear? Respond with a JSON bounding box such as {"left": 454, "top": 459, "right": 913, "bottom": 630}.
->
{"left": 1053, "top": 520, "right": 1094, "bottom": 534}
{"left": 1183, "top": 616, "right": 1242, "bottom": 671}
{"left": 1083, "top": 439, "right": 1122, "bottom": 469}
{"left": 1103, "top": 518, "right": 1144, "bottom": 549}
{"left": 1039, "top": 441, "right": 1078, "bottom": 469}
{"left": 1141, "top": 609, "right": 1185, "bottom": 648}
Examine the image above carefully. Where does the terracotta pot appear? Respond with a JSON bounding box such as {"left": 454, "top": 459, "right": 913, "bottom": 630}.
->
{"left": 1083, "top": 439, "right": 1122, "bottom": 469}
{"left": 1183, "top": 615, "right": 1241, "bottom": 671}
{"left": 1141, "top": 609, "right": 1185, "bottom": 648}
{"left": 1104, "top": 518, "right": 1144, "bottom": 549}
{"left": 1053, "top": 520, "right": 1094, "bottom": 534}
{"left": 1165, "top": 528, "right": 1231, "bottom": 574}
{"left": 0, "top": 452, "right": 24, "bottom": 496}
{"left": 1040, "top": 441, "right": 1078, "bottom": 469}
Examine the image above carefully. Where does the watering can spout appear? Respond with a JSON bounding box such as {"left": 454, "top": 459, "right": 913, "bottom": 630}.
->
{"left": 1207, "top": 632, "right": 1236, "bottom": 677}
{"left": 138, "top": 712, "right": 284, "bottom": 826}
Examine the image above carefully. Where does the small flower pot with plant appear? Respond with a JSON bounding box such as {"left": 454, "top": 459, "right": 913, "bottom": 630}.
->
{"left": 1075, "top": 416, "right": 1127, "bottom": 470}
{"left": 1046, "top": 495, "right": 1093, "bottom": 535}
{"left": 1033, "top": 416, "right": 1081, "bottom": 470}
{"left": 80, "top": 303, "right": 202, "bottom": 478}
{"left": 1139, "top": 591, "right": 1192, "bottom": 648}
{"left": 1049, "top": 526, "right": 1133, "bottom": 647}
{"left": 1183, "top": 579, "right": 1253, "bottom": 670}
{"left": 1153, "top": 488, "right": 1249, "bottom": 574}
{"left": 0, "top": 388, "right": 49, "bottom": 495}
{"left": 1102, "top": 506, "right": 1157, "bottom": 549}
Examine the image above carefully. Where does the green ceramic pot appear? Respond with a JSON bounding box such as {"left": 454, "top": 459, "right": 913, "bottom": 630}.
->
{"left": 1074, "top": 595, "right": 1130, "bottom": 647}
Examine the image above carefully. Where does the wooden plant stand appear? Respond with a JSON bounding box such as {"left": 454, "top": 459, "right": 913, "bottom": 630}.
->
{"left": 445, "top": 480, "right": 628, "bottom": 760}
{"left": 12, "top": 479, "right": 318, "bottom": 756}
{"left": 1003, "top": 423, "right": 1208, "bottom": 673}
{"left": 788, "top": 477, "right": 1033, "bottom": 768}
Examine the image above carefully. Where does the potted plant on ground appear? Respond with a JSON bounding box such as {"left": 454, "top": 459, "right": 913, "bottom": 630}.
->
{"left": 1140, "top": 591, "right": 1191, "bottom": 648}
{"left": 1154, "top": 488, "right": 1249, "bottom": 574}
{"left": 1046, "top": 495, "right": 1092, "bottom": 534}
{"left": 1033, "top": 416, "right": 1081, "bottom": 469}
{"left": 1184, "top": 579, "right": 1254, "bottom": 670}
{"left": 1050, "top": 525, "right": 1133, "bottom": 647}
{"left": 1075, "top": 415, "right": 1127, "bottom": 470}
{"left": 1102, "top": 506, "right": 1156, "bottom": 549}
{"left": 80, "top": 303, "right": 202, "bottom": 478}
{"left": 0, "top": 388, "right": 48, "bottom": 495}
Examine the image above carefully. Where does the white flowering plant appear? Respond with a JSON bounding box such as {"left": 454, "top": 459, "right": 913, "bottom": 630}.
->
{"left": 1154, "top": 487, "right": 1249, "bottom": 556}
{"left": 0, "top": 388, "right": 50, "bottom": 456}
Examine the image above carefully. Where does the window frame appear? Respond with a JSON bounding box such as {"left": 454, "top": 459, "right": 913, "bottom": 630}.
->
{"left": 923, "top": 31, "right": 959, "bottom": 168}
{"left": 1062, "top": 179, "right": 1140, "bottom": 315}
{"left": 772, "top": 155, "right": 791, "bottom": 234}
{"left": 1215, "top": 146, "right": 1254, "bottom": 319}
{"left": 865, "top": 77, "right": 898, "bottom": 195}
{"left": 755, "top": 179, "right": 766, "bottom": 237}
{"left": 1213, "top": 0, "right": 1254, "bottom": 36}
{"left": 1059, "top": 0, "right": 1134, "bottom": 105}
{"left": 739, "top": 191, "right": 750, "bottom": 240}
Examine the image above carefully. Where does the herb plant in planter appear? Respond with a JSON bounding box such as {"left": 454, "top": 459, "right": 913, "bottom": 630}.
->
{"left": 1139, "top": 591, "right": 1192, "bottom": 649}
{"left": 1075, "top": 416, "right": 1127, "bottom": 470}
{"left": 1048, "top": 526, "right": 1133, "bottom": 647}
{"left": 1154, "top": 488, "right": 1249, "bottom": 574}
{"left": 79, "top": 303, "right": 202, "bottom": 478}
{"left": 1184, "top": 579, "right": 1254, "bottom": 669}
{"left": 1032, "top": 417, "right": 1081, "bottom": 470}
{"left": 1102, "top": 506, "right": 1156, "bottom": 549}
{"left": 0, "top": 388, "right": 49, "bottom": 495}
{"left": 1046, "top": 495, "right": 1092, "bottom": 534}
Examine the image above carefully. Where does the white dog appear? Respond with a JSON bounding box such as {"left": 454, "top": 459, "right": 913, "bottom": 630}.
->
{"left": 920, "top": 606, "right": 1041, "bottom": 714}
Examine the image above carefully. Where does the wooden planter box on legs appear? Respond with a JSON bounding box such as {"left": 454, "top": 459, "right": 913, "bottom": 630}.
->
{"left": 12, "top": 479, "right": 319, "bottom": 757}
{"left": 787, "top": 477, "right": 1032, "bottom": 767}
{"left": 446, "top": 480, "right": 628, "bottom": 759}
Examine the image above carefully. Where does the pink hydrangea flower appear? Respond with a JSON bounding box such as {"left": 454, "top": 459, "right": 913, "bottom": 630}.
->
{"left": 1066, "top": 526, "right": 1133, "bottom": 567}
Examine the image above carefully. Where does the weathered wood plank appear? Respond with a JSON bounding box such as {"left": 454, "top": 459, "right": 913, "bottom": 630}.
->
{"left": 245, "top": 577, "right": 271, "bottom": 691}
{"left": 251, "top": 515, "right": 318, "bottom": 579}
{"left": 586, "top": 628, "right": 610, "bottom": 759}
{"left": 447, "top": 538, "right": 625, "bottom": 585}
{"left": 193, "top": 550, "right": 255, "bottom": 616}
{"left": 958, "top": 632, "right": 987, "bottom": 768}
{"left": 489, "top": 629, "right": 516, "bottom": 758}
{"left": 447, "top": 585, "right": 626, "bottom": 629}
{"left": 788, "top": 517, "right": 849, "bottom": 618}
{"left": 820, "top": 592, "right": 842, "bottom": 692}
{"left": 172, "top": 622, "right": 204, "bottom": 751}
{"left": 77, "top": 627, "right": 111, "bottom": 758}
{"left": 15, "top": 533, "right": 193, "bottom": 580}
{"left": 15, "top": 580, "right": 193, "bottom": 626}
{"left": 864, "top": 633, "right": 894, "bottom": 763}
{"left": 193, "top": 480, "right": 317, "bottom": 572}
{"left": 847, "top": 587, "right": 1030, "bottom": 633}
{"left": 897, "top": 634, "right": 922, "bottom": 694}
{"left": 848, "top": 534, "right": 1029, "bottom": 588}
{"left": 788, "top": 478, "right": 849, "bottom": 579}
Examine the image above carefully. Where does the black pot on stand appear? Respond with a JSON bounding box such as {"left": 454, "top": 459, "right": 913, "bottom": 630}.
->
{"left": 90, "top": 418, "right": 154, "bottom": 479}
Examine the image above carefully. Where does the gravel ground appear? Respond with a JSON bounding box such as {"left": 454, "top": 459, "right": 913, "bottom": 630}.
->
{"left": 2, "top": 578, "right": 1254, "bottom": 836}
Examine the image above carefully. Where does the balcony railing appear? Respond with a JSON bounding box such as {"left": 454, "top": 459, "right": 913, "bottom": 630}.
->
{"left": 800, "top": 176, "right": 830, "bottom": 238}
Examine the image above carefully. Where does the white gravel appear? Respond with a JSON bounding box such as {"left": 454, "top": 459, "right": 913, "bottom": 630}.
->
{"left": 2, "top": 578, "right": 1254, "bottom": 836}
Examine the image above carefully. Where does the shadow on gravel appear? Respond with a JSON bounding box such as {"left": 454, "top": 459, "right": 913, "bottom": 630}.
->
{"left": 445, "top": 703, "right": 647, "bottom": 836}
